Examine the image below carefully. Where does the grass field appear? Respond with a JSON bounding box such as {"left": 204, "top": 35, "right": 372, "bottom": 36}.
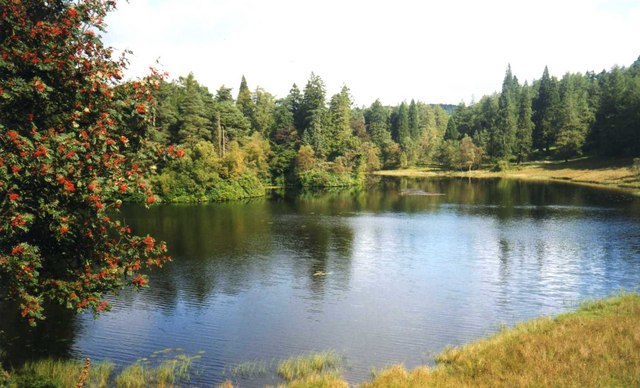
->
{"left": 375, "top": 157, "right": 640, "bottom": 195}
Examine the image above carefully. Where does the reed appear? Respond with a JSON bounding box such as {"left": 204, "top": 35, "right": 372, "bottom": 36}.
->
{"left": 276, "top": 350, "right": 343, "bottom": 382}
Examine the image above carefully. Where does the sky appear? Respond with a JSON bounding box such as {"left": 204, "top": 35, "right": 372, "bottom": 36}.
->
{"left": 104, "top": 0, "right": 640, "bottom": 106}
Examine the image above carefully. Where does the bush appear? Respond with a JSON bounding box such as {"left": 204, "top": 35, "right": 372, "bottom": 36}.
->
{"left": 493, "top": 160, "right": 511, "bottom": 172}
{"left": 296, "top": 169, "right": 358, "bottom": 188}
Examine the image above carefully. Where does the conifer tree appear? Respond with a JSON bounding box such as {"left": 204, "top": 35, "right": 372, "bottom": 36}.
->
{"left": 408, "top": 99, "right": 421, "bottom": 139}
{"left": 301, "top": 73, "right": 327, "bottom": 133}
{"left": 445, "top": 117, "right": 459, "bottom": 140}
{"left": 289, "top": 84, "right": 304, "bottom": 131}
{"left": 516, "top": 82, "right": 534, "bottom": 162}
{"left": 532, "top": 66, "right": 560, "bottom": 151}
{"left": 365, "top": 99, "right": 391, "bottom": 148}
{"left": 491, "top": 65, "right": 518, "bottom": 159}
{"left": 236, "top": 75, "right": 256, "bottom": 127}
{"left": 391, "top": 102, "right": 410, "bottom": 147}
{"left": 554, "top": 74, "right": 591, "bottom": 160}
{"left": 300, "top": 73, "right": 328, "bottom": 154}
{"left": 328, "top": 86, "right": 353, "bottom": 156}
{"left": 177, "top": 73, "right": 211, "bottom": 146}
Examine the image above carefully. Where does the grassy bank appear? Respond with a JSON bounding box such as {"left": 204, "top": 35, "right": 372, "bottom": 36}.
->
{"left": 375, "top": 157, "right": 640, "bottom": 195}
{"left": 3, "top": 294, "right": 639, "bottom": 387}
{"left": 270, "top": 293, "right": 640, "bottom": 387}
{"left": 0, "top": 351, "right": 199, "bottom": 388}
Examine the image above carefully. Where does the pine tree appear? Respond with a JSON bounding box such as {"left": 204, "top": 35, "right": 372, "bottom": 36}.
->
{"left": 491, "top": 65, "right": 518, "bottom": 159}
{"left": 289, "top": 83, "right": 304, "bottom": 131}
{"left": 433, "top": 105, "right": 449, "bottom": 134}
{"left": 236, "top": 75, "right": 255, "bottom": 127}
{"left": 445, "top": 117, "right": 459, "bottom": 140}
{"left": 408, "top": 99, "right": 421, "bottom": 140}
{"left": 532, "top": 66, "right": 560, "bottom": 152}
{"left": 177, "top": 73, "right": 211, "bottom": 146}
{"left": 301, "top": 73, "right": 327, "bottom": 131}
{"left": 365, "top": 99, "right": 391, "bottom": 147}
{"left": 300, "top": 73, "right": 328, "bottom": 155}
{"left": 215, "top": 85, "right": 234, "bottom": 102}
{"left": 328, "top": 86, "right": 353, "bottom": 156}
{"left": 516, "top": 82, "right": 534, "bottom": 162}
{"left": 554, "top": 74, "right": 591, "bottom": 160}
{"left": 391, "top": 102, "right": 410, "bottom": 147}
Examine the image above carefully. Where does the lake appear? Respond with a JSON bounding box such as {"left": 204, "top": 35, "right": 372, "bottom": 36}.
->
{"left": 2, "top": 177, "right": 640, "bottom": 386}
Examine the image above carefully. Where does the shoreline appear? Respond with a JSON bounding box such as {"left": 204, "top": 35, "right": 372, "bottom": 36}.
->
{"left": 374, "top": 157, "right": 640, "bottom": 196}
{"left": 273, "top": 293, "right": 640, "bottom": 387}
{"left": 2, "top": 294, "right": 639, "bottom": 386}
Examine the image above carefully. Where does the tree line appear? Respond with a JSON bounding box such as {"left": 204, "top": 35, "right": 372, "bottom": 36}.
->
{"left": 147, "top": 73, "right": 450, "bottom": 201}
{"left": 443, "top": 58, "right": 640, "bottom": 169}
{"left": 149, "top": 56, "right": 640, "bottom": 201}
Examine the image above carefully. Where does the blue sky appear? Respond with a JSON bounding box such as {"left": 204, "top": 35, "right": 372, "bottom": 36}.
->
{"left": 104, "top": 0, "right": 640, "bottom": 106}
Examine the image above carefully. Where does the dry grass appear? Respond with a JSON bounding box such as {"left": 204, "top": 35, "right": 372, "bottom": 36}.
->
{"left": 258, "top": 293, "right": 640, "bottom": 387}
{"left": 360, "top": 293, "right": 640, "bottom": 387}
{"left": 375, "top": 158, "right": 640, "bottom": 195}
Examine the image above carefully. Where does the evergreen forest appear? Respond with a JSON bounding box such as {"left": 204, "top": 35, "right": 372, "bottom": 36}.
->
{"left": 147, "top": 57, "right": 640, "bottom": 202}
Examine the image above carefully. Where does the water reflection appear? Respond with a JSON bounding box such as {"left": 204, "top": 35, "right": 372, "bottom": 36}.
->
{"left": 1, "top": 177, "right": 640, "bottom": 386}
{"left": 0, "top": 301, "right": 79, "bottom": 368}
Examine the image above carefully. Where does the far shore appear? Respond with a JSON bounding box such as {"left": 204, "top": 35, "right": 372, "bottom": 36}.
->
{"left": 374, "top": 157, "right": 640, "bottom": 195}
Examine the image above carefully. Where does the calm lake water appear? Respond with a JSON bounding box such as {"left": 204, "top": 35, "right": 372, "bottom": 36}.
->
{"left": 2, "top": 177, "right": 640, "bottom": 386}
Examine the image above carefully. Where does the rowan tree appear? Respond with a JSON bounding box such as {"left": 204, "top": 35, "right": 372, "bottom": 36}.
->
{"left": 0, "top": 0, "right": 181, "bottom": 324}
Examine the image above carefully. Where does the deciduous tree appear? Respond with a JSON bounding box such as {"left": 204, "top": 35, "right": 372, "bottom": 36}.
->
{"left": 0, "top": 0, "right": 176, "bottom": 324}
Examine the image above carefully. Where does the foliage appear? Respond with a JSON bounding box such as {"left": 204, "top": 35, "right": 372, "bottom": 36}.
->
{"left": 436, "top": 141, "right": 457, "bottom": 170}
{"left": 5, "top": 358, "right": 114, "bottom": 388}
{"left": 153, "top": 141, "right": 265, "bottom": 202}
{"left": 459, "top": 135, "right": 483, "bottom": 171}
{"left": 0, "top": 0, "right": 175, "bottom": 324}
{"left": 446, "top": 58, "right": 640, "bottom": 166}
{"left": 493, "top": 159, "right": 511, "bottom": 172}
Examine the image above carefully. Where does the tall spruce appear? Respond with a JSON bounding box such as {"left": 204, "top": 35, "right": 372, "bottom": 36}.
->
{"left": 408, "top": 99, "right": 421, "bottom": 139}
{"left": 300, "top": 73, "right": 328, "bottom": 154}
{"left": 365, "top": 99, "right": 391, "bottom": 147}
{"left": 391, "top": 102, "right": 410, "bottom": 147}
{"left": 289, "top": 83, "right": 304, "bottom": 131}
{"left": 177, "top": 73, "right": 211, "bottom": 146}
{"left": 491, "top": 65, "right": 518, "bottom": 159}
{"left": 554, "top": 73, "right": 592, "bottom": 160}
{"left": 328, "top": 86, "right": 353, "bottom": 157}
{"left": 445, "top": 117, "right": 459, "bottom": 140}
{"left": 236, "top": 75, "right": 255, "bottom": 126}
{"left": 516, "top": 82, "right": 534, "bottom": 162}
{"left": 532, "top": 66, "right": 560, "bottom": 151}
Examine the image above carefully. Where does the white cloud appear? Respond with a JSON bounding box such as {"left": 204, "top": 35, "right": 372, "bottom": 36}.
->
{"left": 104, "top": 0, "right": 640, "bottom": 106}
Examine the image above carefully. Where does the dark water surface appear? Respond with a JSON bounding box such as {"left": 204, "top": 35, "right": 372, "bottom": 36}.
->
{"left": 2, "top": 178, "right": 640, "bottom": 386}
